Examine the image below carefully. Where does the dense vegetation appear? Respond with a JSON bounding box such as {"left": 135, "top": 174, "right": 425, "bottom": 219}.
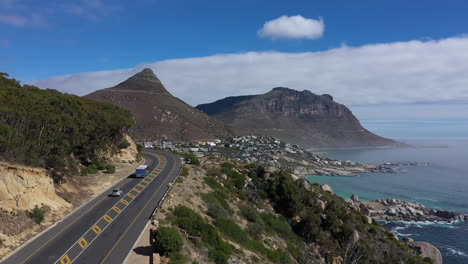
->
{"left": 169, "top": 161, "right": 432, "bottom": 264}
{"left": 153, "top": 227, "right": 184, "bottom": 254}
{"left": 0, "top": 73, "right": 134, "bottom": 181}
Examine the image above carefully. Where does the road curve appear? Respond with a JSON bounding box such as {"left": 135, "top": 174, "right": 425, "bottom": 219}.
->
{"left": 1, "top": 150, "right": 181, "bottom": 264}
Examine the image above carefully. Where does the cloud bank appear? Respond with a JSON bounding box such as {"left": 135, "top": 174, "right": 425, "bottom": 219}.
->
{"left": 258, "top": 15, "right": 324, "bottom": 39}
{"left": 32, "top": 36, "right": 468, "bottom": 119}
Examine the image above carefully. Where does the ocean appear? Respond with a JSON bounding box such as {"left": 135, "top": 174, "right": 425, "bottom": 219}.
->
{"left": 304, "top": 120, "right": 468, "bottom": 264}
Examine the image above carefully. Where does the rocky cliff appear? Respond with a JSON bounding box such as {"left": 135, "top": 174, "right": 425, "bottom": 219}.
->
{"left": 0, "top": 162, "right": 70, "bottom": 211}
{"left": 85, "top": 68, "right": 234, "bottom": 142}
{"left": 197, "top": 87, "right": 398, "bottom": 148}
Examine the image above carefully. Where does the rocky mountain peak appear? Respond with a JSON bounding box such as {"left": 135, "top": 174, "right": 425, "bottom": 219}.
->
{"left": 110, "top": 68, "right": 169, "bottom": 93}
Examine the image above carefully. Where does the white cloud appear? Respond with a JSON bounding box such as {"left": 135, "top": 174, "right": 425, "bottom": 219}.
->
{"left": 32, "top": 36, "right": 468, "bottom": 120}
{"left": 258, "top": 15, "right": 324, "bottom": 39}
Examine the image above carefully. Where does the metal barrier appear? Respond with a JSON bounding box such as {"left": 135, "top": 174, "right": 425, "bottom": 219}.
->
{"left": 149, "top": 163, "right": 183, "bottom": 219}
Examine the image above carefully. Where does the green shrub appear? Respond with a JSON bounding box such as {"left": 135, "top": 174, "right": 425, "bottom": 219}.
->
{"left": 31, "top": 206, "right": 46, "bottom": 224}
{"left": 247, "top": 223, "right": 264, "bottom": 240}
{"left": 181, "top": 167, "right": 189, "bottom": 177}
{"left": 172, "top": 206, "right": 232, "bottom": 264}
{"left": 104, "top": 164, "right": 116, "bottom": 174}
{"left": 118, "top": 139, "right": 131, "bottom": 149}
{"left": 136, "top": 143, "right": 143, "bottom": 153}
{"left": 201, "top": 191, "right": 232, "bottom": 214}
{"left": 239, "top": 205, "right": 261, "bottom": 223}
{"left": 182, "top": 153, "right": 200, "bottom": 166}
{"left": 95, "top": 161, "right": 106, "bottom": 170}
{"left": 87, "top": 164, "right": 99, "bottom": 174}
{"left": 204, "top": 177, "right": 224, "bottom": 191}
{"left": 168, "top": 252, "right": 190, "bottom": 264}
{"left": 207, "top": 203, "right": 229, "bottom": 219}
{"left": 153, "top": 227, "right": 183, "bottom": 255}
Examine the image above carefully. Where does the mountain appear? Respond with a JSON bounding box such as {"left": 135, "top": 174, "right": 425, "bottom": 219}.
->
{"left": 196, "top": 87, "right": 398, "bottom": 148}
{"left": 85, "top": 68, "right": 233, "bottom": 142}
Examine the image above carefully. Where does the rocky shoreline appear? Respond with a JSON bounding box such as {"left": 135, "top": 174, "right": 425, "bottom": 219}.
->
{"left": 349, "top": 196, "right": 468, "bottom": 222}
{"left": 297, "top": 161, "right": 433, "bottom": 177}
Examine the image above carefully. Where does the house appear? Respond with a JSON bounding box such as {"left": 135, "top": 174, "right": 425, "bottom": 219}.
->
{"left": 143, "top": 141, "right": 154, "bottom": 148}
{"left": 162, "top": 141, "right": 173, "bottom": 149}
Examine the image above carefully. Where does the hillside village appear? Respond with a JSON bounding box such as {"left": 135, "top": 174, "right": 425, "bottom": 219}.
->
{"left": 143, "top": 135, "right": 390, "bottom": 177}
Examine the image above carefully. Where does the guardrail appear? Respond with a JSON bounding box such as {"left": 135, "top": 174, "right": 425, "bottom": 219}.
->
{"left": 149, "top": 160, "right": 183, "bottom": 219}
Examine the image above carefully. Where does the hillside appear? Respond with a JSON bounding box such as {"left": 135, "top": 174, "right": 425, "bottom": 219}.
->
{"left": 197, "top": 87, "right": 399, "bottom": 148}
{"left": 0, "top": 72, "right": 134, "bottom": 178}
{"left": 85, "top": 68, "right": 234, "bottom": 142}
{"left": 0, "top": 72, "right": 141, "bottom": 258}
{"left": 152, "top": 159, "right": 436, "bottom": 264}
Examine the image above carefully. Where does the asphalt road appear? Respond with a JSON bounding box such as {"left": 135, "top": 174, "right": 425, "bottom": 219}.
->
{"left": 1, "top": 150, "right": 181, "bottom": 264}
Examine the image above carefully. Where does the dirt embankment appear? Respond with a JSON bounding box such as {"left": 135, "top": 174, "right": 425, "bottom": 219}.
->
{"left": 0, "top": 135, "right": 140, "bottom": 259}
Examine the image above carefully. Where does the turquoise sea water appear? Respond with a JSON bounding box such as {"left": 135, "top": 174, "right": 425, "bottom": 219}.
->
{"left": 304, "top": 120, "right": 468, "bottom": 264}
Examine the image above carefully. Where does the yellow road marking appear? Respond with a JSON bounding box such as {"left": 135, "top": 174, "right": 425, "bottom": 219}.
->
{"left": 52, "top": 153, "right": 168, "bottom": 264}
{"left": 112, "top": 206, "right": 122, "bottom": 213}
{"left": 19, "top": 196, "right": 107, "bottom": 264}
{"left": 60, "top": 255, "right": 71, "bottom": 264}
{"left": 78, "top": 238, "right": 88, "bottom": 249}
{"left": 92, "top": 225, "right": 102, "bottom": 234}
{"left": 103, "top": 215, "right": 113, "bottom": 223}
{"left": 99, "top": 156, "right": 175, "bottom": 264}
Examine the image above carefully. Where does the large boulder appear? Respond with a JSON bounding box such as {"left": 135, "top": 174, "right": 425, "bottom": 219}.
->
{"left": 320, "top": 184, "right": 334, "bottom": 194}
{"left": 409, "top": 242, "right": 442, "bottom": 264}
{"left": 350, "top": 194, "right": 359, "bottom": 202}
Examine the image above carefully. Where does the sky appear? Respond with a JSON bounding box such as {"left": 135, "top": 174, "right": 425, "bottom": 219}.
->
{"left": 1, "top": 0, "right": 468, "bottom": 120}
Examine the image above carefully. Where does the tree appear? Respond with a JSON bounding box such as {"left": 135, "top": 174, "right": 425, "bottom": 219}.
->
{"left": 153, "top": 227, "right": 183, "bottom": 254}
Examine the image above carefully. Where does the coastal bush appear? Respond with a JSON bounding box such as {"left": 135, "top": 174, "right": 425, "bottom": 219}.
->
{"left": 239, "top": 205, "right": 261, "bottom": 223}
{"left": 87, "top": 164, "right": 99, "bottom": 174}
{"left": 181, "top": 167, "right": 189, "bottom": 177}
{"left": 215, "top": 218, "right": 282, "bottom": 263}
{"left": 168, "top": 252, "right": 189, "bottom": 264}
{"left": 118, "top": 139, "right": 131, "bottom": 149}
{"left": 182, "top": 153, "right": 200, "bottom": 166}
{"left": 31, "top": 206, "right": 46, "bottom": 224}
{"left": 104, "top": 164, "right": 116, "bottom": 174}
{"left": 153, "top": 227, "right": 183, "bottom": 255}
{"left": 201, "top": 191, "right": 232, "bottom": 214}
{"left": 172, "top": 206, "right": 232, "bottom": 264}
{"left": 207, "top": 203, "right": 229, "bottom": 219}
{"left": 246, "top": 222, "right": 264, "bottom": 240}
{"left": 204, "top": 177, "right": 224, "bottom": 191}
{"left": 240, "top": 164, "right": 433, "bottom": 264}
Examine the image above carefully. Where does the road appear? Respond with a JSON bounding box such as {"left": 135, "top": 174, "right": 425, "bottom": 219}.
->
{"left": 1, "top": 150, "right": 181, "bottom": 264}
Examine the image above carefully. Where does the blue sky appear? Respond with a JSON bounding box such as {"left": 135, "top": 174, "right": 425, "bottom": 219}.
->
{"left": 1, "top": 0, "right": 468, "bottom": 120}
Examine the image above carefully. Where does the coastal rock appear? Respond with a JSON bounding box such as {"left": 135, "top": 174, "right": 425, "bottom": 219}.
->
{"left": 403, "top": 237, "right": 414, "bottom": 243}
{"left": 315, "top": 199, "right": 326, "bottom": 210}
{"left": 360, "top": 199, "right": 466, "bottom": 222}
{"left": 364, "top": 216, "right": 373, "bottom": 224}
{"left": 352, "top": 230, "right": 360, "bottom": 243}
{"left": 350, "top": 194, "right": 359, "bottom": 202}
{"left": 409, "top": 242, "right": 442, "bottom": 264}
{"left": 320, "top": 184, "right": 333, "bottom": 194}
{"left": 390, "top": 232, "right": 399, "bottom": 240}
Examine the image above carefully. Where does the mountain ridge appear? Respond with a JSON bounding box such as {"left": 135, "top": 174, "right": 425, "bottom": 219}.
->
{"left": 197, "top": 87, "right": 398, "bottom": 148}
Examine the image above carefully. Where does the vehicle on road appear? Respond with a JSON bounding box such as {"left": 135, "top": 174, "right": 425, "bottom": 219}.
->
{"left": 135, "top": 165, "right": 148, "bottom": 178}
{"left": 110, "top": 188, "right": 123, "bottom": 197}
